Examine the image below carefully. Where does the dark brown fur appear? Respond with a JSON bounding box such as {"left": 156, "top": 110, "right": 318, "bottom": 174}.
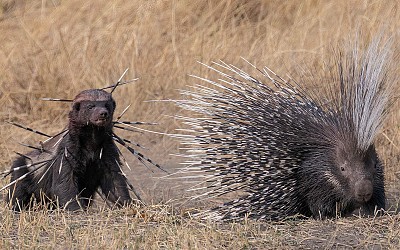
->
{"left": 7, "top": 89, "right": 132, "bottom": 211}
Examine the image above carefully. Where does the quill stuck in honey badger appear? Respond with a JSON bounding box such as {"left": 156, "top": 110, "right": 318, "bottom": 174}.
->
{"left": 3, "top": 81, "right": 163, "bottom": 211}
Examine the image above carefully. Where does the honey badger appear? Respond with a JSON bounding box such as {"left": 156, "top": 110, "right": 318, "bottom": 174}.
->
{"left": 7, "top": 89, "right": 132, "bottom": 211}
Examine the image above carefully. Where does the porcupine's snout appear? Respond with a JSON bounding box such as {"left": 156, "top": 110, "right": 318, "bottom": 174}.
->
{"left": 354, "top": 178, "right": 373, "bottom": 203}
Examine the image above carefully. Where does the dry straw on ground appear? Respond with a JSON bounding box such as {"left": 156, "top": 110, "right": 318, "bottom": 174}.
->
{"left": 0, "top": 0, "right": 399, "bottom": 248}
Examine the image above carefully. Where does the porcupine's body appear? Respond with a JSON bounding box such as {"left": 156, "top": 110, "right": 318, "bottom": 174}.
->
{"left": 177, "top": 38, "right": 394, "bottom": 220}
{"left": 7, "top": 89, "right": 131, "bottom": 211}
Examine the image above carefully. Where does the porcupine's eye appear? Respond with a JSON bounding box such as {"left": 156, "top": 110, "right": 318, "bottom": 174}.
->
{"left": 365, "top": 145, "right": 378, "bottom": 170}
{"left": 372, "top": 158, "right": 379, "bottom": 170}
{"left": 340, "top": 163, "right": 346, "bottom": 172}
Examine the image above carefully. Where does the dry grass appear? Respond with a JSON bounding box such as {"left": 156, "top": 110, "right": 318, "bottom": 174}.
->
{"left": 0, "top": 0, "right": 399, "bottom": 248}
{"left": 1, "top": 204, "right": 400, "bottom": 249}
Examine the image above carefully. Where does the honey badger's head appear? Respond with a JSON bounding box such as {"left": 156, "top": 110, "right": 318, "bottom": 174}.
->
{"left": 69, "top": 89, "right": 116, "bottom": 129}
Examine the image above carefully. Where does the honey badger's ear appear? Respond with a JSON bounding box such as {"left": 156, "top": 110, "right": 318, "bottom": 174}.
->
{"left": 69, "top": 102, "right": 80, "bottom": 119}
{"left": 73, "top": 102, "right": 80, "bottom": 111}
{"left": 112, "top": 100, "right": 116, "bottom": 111}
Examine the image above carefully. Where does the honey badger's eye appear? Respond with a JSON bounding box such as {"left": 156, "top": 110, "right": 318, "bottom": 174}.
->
{"left": 105, "top": 101, "right": 116, "bottom": 111}
{"left": 73, "top": 103, "right": 80, "bottom": 111}
{"left": 87, "top": 104, "right": 95, "bottom": 110}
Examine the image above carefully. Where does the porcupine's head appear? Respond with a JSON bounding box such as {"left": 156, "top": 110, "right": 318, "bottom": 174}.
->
{"left": 336, "top": 144, "right": 380, "bottom": 208}
{"left": 68, "top": 89, "right": 116, "bottom": 130}
{"left": 297, "top": 37, "right": 391, "bottom": 218}
{"left": 298, "top": 132, "right": 384, "bottom": 218}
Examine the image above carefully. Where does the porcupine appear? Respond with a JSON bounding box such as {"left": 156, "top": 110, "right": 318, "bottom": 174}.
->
{"left": 4, "top": 83, "right": 164, "bottom": 211}
{"left": 176, "top": 37, "right": 395, "bottom": 220}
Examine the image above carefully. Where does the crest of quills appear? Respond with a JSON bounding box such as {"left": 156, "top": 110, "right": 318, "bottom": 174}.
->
{"left": 2, "top": 70, "right": 165, "bottom": 211}
{"left": 175, "top": 37, "right": 396, "bottom": 220}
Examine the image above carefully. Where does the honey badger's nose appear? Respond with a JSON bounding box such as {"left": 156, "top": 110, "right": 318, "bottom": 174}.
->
{"left": 99, "top": 110, "right": 109, "bottom": 118}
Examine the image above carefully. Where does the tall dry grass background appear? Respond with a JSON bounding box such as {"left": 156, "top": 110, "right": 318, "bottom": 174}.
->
{"left": 0, "top": 0, "right": 399, "bottom": 248}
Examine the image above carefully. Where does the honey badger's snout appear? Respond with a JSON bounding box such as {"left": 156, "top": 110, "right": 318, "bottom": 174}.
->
{"left": 98, "top": 108, "right": 109, "bottom": 119}
{"left": 93, "top": 106, "right": 112, "bottom": 126}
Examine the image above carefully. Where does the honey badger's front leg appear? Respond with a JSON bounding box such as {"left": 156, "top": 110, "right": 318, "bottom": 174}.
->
{"left": 51, "top": 146, "right": 131, "bottom": 210}
{"left": 99, "top": 146, "right": 131, "bottom": 207}
{"left": 51, "top": 155, "right": 90, "bottom": 211}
